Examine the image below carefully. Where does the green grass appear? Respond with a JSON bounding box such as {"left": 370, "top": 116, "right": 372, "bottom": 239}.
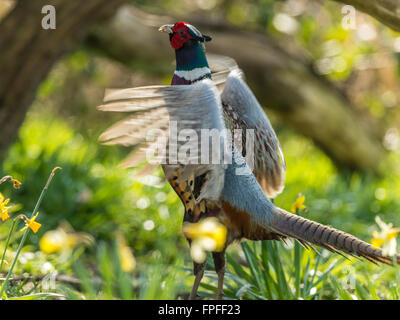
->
{"left": 1, "top": 110, "right": 400, "bottom": 299}
{"left": 200, "top": 241, "right": 400, "bottom": 300}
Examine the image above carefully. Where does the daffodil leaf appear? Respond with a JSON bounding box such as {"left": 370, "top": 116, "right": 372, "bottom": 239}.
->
{"left": 7, "top": 293, "right": 65, "bottom": 300}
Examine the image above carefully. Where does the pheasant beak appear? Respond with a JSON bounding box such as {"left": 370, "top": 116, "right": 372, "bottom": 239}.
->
{"left": 158, "top": 24, "right": 174, "bottom": 34}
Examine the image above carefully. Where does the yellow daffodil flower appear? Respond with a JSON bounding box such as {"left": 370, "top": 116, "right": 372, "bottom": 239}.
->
{"left": 10, "top": 179, "right": 21, "bottom": 190}
{"left": 40, "top": 223, "right": 93, "bottom": 254}
{"left": 116, "top": 233, "right": 136, "bottom": 272}
{"left": 0, "top": 193, "right": 11, "bottom": 221}
{"left": 183, "top": 217, "right": 227, "bottom": 263}
{"left": 40, "top": 229, "right": 77, "bottom": 254}
{"left": 21, "top": 212, "right": 42, "bottom": 234}
{"left": 370, "top": 216, "right": 400, "bottom": 257}
{"left": 371, "top": 235, "right": 385, "bottom": 248}
{"left": 291, "top": 194, "right": 306, "bottom": 213}
{"left": 119, "top": 246, "right": 136, "bottom": 272}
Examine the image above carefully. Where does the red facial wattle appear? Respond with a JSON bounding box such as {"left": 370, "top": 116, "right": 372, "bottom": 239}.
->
{"left": 170, "top": 22, "right": 193, "bottom": 50}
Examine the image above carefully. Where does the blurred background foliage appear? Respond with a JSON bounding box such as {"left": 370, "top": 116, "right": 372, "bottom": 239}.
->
{"left": 1, "top": 0, "right": 400, "bottom": 299}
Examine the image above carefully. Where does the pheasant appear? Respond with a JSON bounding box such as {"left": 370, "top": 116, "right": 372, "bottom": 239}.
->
{"left": 98, "top": 21, "right": 400, "bottom": 300}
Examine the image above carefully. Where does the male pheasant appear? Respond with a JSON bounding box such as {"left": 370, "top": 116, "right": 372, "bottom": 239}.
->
{"left": 98, "top": 21, "right": 400, "bottom": 300}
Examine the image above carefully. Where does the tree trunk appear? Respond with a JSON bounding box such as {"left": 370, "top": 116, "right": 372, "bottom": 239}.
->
{"left": 0, "top": 0, "right": 126, "bottom": 159}
{"left": 87, "top": 6, "right": 385, "bottom": 173}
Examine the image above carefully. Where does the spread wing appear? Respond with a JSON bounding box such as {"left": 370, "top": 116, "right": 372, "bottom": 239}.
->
{"left": 221, "top": 69, "right": 286, "bottom": 198}
{"left": 97, "top": 80, "right": 228, "bottom": 203}
{"left": 97, "top": 54, "right": 238, "bottom": 170}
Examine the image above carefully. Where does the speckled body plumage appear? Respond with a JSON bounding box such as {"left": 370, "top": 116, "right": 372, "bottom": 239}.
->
{"left": 167, "top": 75, "right": 281, "bottom": 246}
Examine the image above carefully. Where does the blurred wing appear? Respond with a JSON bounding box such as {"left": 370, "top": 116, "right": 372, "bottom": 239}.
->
{"left": 98, "top": 80, "right": 228, "bottom": 203}
{"left": 97, "top": 54, "right": 239, "bottom": 168}
{"left": 221, "top": 69, "right": 286, "bottom": 198}
{"left": 208, "top": 54, "right": 242, "bottom": 92}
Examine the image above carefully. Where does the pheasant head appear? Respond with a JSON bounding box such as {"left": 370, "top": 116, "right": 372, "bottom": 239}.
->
{"left": 159, "top": 22, "right": 212, "bottom": 84}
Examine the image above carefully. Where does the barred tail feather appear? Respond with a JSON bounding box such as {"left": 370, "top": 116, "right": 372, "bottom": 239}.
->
{"left": 270, "top": 208, "right": 399, "bottom": 265}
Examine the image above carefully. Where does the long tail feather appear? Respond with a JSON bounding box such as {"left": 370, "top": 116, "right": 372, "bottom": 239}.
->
{"left": 270, "top": 207, "right": 399, "bottom": 265}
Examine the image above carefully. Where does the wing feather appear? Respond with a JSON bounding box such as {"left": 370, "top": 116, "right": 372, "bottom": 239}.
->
{"left": 221, "top": 69, "right": 286, "bottom": 198}
{"left": 98, "top": 80, "right": 228, "bottom": 203}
